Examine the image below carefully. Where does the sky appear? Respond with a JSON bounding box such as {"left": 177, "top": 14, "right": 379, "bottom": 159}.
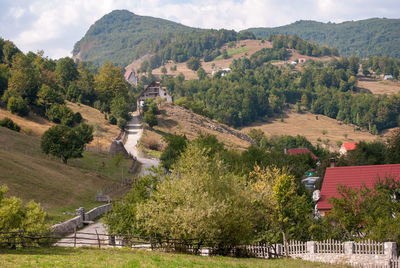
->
{"left": 0, "top": 0, "right": 399, "bottom": 59}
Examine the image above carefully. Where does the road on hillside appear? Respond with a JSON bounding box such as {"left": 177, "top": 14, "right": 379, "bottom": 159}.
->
{"left": 124, "top": 111, "right": 160, "bottom": 176}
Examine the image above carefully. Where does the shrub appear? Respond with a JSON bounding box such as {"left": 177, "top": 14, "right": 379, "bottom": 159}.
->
{"left": 186, "top": 57, "right": 201, "bottom": 71}
{"left": 45, "top": 104, "right": 75, "bottom": 126}
{"left": 73, "top": 112, "right": 82, "bottom": 124}
{"left": 108, "top": 115, "right": 117, "bottom": 125}
{"left": 7, "top": 96, "right": 29, "bottom": 117}
{"left": 0, "top": 117, "right": 20, "bottom": 132}
{"left": 117, "top": 118, "right": 127, "bottom": 130}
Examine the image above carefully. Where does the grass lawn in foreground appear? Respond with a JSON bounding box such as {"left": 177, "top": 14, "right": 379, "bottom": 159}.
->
{"left": 0, "top": 247, "right": 349, "bottom": 268}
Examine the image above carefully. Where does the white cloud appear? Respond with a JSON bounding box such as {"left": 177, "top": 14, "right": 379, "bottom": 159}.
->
{"left": 1, "top": 0, "right": 399, "bottom": 59}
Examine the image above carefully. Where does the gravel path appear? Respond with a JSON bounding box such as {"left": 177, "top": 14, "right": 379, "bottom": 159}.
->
{"left": 124, "top": 111, "right": 160, "bottom": 176}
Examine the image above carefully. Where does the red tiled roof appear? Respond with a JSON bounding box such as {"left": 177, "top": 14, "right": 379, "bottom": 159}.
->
{"left": 318, "top": 164, "right": 400, "bottom": 210}
{"left": 343, "top": 142, "right": 357, "bottom": 151}
{"left": 124, "top": 70, "right": 132, "bottom": 80}
{"left": 287, "top": 148, "right": 318, "bottom": 160}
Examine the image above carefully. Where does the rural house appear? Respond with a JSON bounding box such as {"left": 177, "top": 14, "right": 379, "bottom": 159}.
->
{"left": 339, "top": 142, "right": 357, "bottom": 155}
{"left": 124, "top": 69, "right": 138, "bottom": 86}
{"left": 317, "top": 164, "right": 400, "bottom": 216}
{"left": 137, "top": 81, "right": 172, "bottom": 113}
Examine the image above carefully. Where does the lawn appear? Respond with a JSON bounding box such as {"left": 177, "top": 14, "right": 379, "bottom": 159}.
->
{"left": 0, "top": 247, "right": 349, "bottom": 268}
{"left": 214, "top": 46, "right": 251, "bottom": 60}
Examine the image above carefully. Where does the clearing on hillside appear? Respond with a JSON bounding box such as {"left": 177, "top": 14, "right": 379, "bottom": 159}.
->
{"left": 141, "top": 103, "right": 252, "bottom": 154}
{"left": 0, "top": 108, "right": 53, "bottom": 137}
{"left": 357, "top": 76, "right": 400, "bottom": 95}
{"left": 241, "top": 110, "right": 384, "bottom": 151}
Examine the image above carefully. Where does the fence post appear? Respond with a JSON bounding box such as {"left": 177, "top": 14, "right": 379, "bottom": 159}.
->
{"left": 95, "top": 229, "right": 101, "bottom": 248}
{"left": 74, "top": 227, "right": 77, "bottom": 247}
{"left": 306, "top": 241, "right": 316, "bottom": 254}
{"left": 344, "top": 241, "right": 354, "bottom": 256}
{"left": 19, "top": 227, "right": 24, "bottom": 248}
{"left": 384, "top": 242, "right": 397, "bottom": 259}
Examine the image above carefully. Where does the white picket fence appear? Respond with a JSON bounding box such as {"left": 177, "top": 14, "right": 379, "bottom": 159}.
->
{"left": 391, "top": 257, "right": 400, "bottom": 268}
{"left": 354, "top": 239, "right": 384, "bottom": 255}
{"left": 282, "top": 240, "right": 307, "bottom": 255}
{"left": 316, "top": 239, "right": 344, "bottom": 254}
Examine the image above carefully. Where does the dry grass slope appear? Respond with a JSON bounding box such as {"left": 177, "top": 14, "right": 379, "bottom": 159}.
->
{"left": 242, "top": 110, "right": 384, "bottom": 151}
{"left": 142, "top": 103, "right": 253, "bottom": 152}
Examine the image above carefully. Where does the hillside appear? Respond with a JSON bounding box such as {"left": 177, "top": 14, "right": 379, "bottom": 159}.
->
{"left": 73, "top": 10, "right": 196, "bottom": 66}
{"left": 0, "top": 126, "right": 133, "bottom": 223}
{"left": 246, "top": 18, "right": 400, "bottom": 58}
{"left": 241, "top": 109, "right": 384, "bottom": 152}
{"left": 141, "top": 103, "right": 253, "bottom": 153}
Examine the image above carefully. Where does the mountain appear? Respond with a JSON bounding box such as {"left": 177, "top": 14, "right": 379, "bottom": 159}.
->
{"left": 72, "top": 10, "right": 197, "bottom": 66}
{"left": 245, "top": 18, "right": 400, "bottom": 58}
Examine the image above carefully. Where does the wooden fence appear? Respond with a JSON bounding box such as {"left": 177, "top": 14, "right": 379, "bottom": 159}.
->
{"left": 354, "top": 239, "right": 385, "bottom": 255}
{"left": 316, "top": 239, "right": 344, "bottom": 254}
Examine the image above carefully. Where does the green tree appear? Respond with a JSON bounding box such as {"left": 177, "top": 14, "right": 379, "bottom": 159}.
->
{"left": 45, "top": 104, "right": 75, "bottom": 126}
{"left": 6, "top": 53, "right": 40, "bottom": 105}
{"left": 36, "top": 84, "right": 64, "bottom": 112}
{"left": 186, "top": 57, "right": 201, "bottom": 71}
{"left": 143, "top": 111, "right": 157, "bottom": 128}
{"left": 136, "top": 144, "right": 257, "bottom": 252}
{"left": 0, "top": 117, "right": 20, "bottom": 132}
{"left": 94, "top": 62, "right": 128, "bottom": 112}
{"left": 197, "top": 67, "right": 207, "bottom": 80}
{"left": 41, "top": 124, "right": 93, "bottom": 163}
{"left": 0, "top": 185, "right": 48, "bottom": 243}
{"left": 249, "top": 165, "right": 312, "bottom": 256}
{"left": 55, "top": 57, "right": 78, "bottom": 91}
{"left": 160, "top": 134, "right": 188, "bottom": 170}
{"left": 7, "top": 96, "right": 29, "bottom": 116}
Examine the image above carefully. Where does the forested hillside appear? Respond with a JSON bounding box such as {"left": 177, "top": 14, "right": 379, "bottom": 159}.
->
{"left": 246, "top": 18, "right": 400, "bottom": 58}
{"left": 73, "top": 10, "right": 197, "bottom": 66}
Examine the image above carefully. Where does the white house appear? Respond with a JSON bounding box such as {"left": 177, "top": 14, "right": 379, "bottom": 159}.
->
{"left": 137, "top": 81, "right": 172, "bottom": 113}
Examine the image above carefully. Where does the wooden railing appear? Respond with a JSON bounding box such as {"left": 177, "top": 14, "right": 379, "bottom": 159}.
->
{"left": 354, "top": 239, "right": 384, "bottom": 255}
{"left": 316, "top": 239, "right": 344, "bottom": 254}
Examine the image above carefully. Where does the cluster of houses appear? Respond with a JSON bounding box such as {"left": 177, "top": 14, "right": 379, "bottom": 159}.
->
{"left": 285, "top": 143, "right": 399, "bottom": 217}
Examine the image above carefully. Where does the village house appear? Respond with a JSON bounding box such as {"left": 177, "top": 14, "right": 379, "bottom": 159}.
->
{"left": 317, "top": 164, "right": 400, "bottom": 216}
{"left": 298, "top": 58, "right": 307, "bottom": 63}
{"left": 137, "top": 81, "right": 172, "bottom": 113}
{"left": 339, "top": 142, "right": 357, "bottom": 155}
{"left": 124, "top": 69, "right": 138, "bottom": 86}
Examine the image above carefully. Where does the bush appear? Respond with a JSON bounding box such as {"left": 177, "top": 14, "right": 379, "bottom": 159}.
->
{"left": 143, "top": 111, "right": 157, "bottom": 128}
{"left": 108, "top": 115, "right": 117, "bottom": 125}
{"left": 186, "top": 57, "right": 201, "bottom": 71}
{"left": 7, "top": 96, "right": 29, "bottom": 117}
{"left": 45, "top": 104, "right": 75, "bottom": 126}
{"left": 0, "top": 117, "right": 20, "bottom": 132}
{"left": 73, "top": 112, "right": 82, "bottom": 124}
{"left": 0, "top": 185, "right": 49, "bottom": 247}
{"left": 117, "top": 118, "right": 127, "bottom": 130}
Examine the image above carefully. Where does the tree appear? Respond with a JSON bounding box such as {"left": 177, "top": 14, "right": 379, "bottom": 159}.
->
{"left": 0, "top": 185, "right": 48, "bottom": 243}
{"left": 197, "top": 67, "right": 207, "bottom": 80}
{"left": 143, "top": 111, "right": 158, "bottom": 128}
{"left": 7, "top": 96, "right": 29, "bottom": 116}
{"left": 249, "top": 165, "right": 312, "bottom": 256}
{"left": 55, "top": 57, "right": 78, "bottom": 91}
{"left": 36, "top": 84, "right": 63, "bottom": 112}
{"left": 45, "top": 104, "right": 75, "bottom": 126}
{"left": 94, "top": 62, "right": 128, "bottom": 111}
{"left": 6, "top": 53, "right": 40, "bottom": 105}
{"left": 41, "top": 124, "right": 93, "bottom": 163}
{"left": 0, "top": 117, "right": 20, "bottom": 132}
{"left": 136, "top": 144, "right": 257, "bottom": 253}
{"left": 160, "top": 134, "right": 188, "bottom": 170}
{"left": 186, "top": 57, "right": 201, "bottom": 71}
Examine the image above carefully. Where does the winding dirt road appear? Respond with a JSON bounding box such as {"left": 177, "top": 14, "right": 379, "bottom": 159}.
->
{"left": 124, "top": 111, "right": 160, "bottom": 176}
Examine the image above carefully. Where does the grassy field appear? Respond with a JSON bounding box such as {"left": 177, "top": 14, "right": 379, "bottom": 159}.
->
{"left": 0, "top": 126, "right": 133, "bottom": 223}
{"left": 0, "top": 247, "right": 349, "bottom": 268}
{"left": 214, "top": 46, "right": 251, "bottom": 60}
{"left": 242, "top": 109, "right": 383, "bottom": 152}
{"left": 357, "top": 76, "right": 400, "bottom": 95}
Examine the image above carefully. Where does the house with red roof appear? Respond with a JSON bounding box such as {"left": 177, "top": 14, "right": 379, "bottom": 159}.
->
{"left": 317, "top": 164, "right": 400, "bottom": 216}
{"left": 124, "top": 69, "right": 138, "bottom": 86}
{"left": 339, "top": 142, "right": 357, "bottom": 155}
{"left": 286, "top": 148, "right": 318, "bottom": 160}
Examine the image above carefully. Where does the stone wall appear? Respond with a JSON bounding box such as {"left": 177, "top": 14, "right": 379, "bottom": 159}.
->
{"left": 287, "top": 241, "right": 397, "bottom": 267}
{"left": 51, "top": 204, "right": 112, "bottom": 235}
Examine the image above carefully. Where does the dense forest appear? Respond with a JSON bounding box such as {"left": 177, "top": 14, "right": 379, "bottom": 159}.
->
{"left": 247, "top": 18, "right": 400, "bottom": 58}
